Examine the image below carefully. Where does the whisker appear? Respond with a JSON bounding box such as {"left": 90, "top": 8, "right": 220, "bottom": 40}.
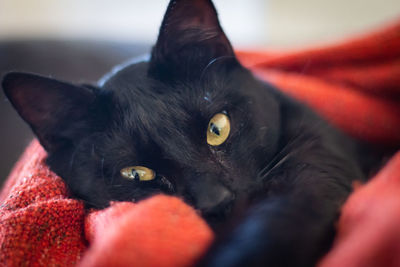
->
{"left": 257, "top": 123, "right": 310, "bottom": 177}
{"left": 111, "top": 184, "right": 124, "bottom": 188}
{"left": 101, "top": 157, "right": 105, "bottom": 182}
{"left": 257, "top": 115, "right": 328, "bottom": 180}
{"left": 257, "top": 134, "right": 302, "bottom": 179}
{"left": 80, "top": 198, "right": 101, "bottom": 208}
{"left": 68, "top": 147, "right": 78, "bottom": 173}
{"left": 259, "top": 152, "right": 294, "bottom": 180}
{"left": 109, "top": 165, "right": 118, "bottom": 186}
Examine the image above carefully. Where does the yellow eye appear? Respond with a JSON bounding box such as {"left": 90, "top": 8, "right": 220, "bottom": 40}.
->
{"left": 120, "top": 166, "right": 156, "bottom": 181}
{"left": 207, "top": 113, "right": 231, "bottom": 146}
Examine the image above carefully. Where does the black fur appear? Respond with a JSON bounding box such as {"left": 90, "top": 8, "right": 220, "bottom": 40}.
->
{"left": 2, "top": 0, "right": 375, "bottom": 266}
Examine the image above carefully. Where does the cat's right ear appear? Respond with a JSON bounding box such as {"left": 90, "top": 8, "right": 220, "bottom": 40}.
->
{"left": 2, "top": 72, "right": 105, "bottom": 152}
{"left": 149, "top": 0, "right": 235, "bottom": 81}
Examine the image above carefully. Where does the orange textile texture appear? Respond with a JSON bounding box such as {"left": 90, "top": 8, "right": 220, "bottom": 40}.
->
{"left": 237, "top": 19, "right": 400, "bottom": 146}
{"left": 1, "top": 19, "right": 400, "bottom": 266}
{"left": 318, "top": 152, "right": 400, "bottom": 267}
{"left": 0, "top": 141, "right": 86, "bottom": 266}
{"left": 0, "top": 141, "right": 213, "bottom": 267}
{"left": 79, "top": 197, "right": 213, "bottom": 267}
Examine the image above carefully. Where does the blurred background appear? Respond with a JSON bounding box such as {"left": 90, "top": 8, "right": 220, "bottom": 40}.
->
{"left": 2, "top": 0, "right": 400, "bottom": 47}
{"left": 0, "top": 0, "right": 399, "bottom": 184}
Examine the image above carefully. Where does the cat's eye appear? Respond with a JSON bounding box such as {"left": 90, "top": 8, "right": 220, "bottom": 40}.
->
{"left": 207, "top": 113, "right": 231, "bottom": 146}
{"left": 120, "top": 166, "right": 156, "bottom": 181}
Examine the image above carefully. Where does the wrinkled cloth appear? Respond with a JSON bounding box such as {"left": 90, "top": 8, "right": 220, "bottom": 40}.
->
{"left": 1, "top": 19, "right": 400, "bottom": 267}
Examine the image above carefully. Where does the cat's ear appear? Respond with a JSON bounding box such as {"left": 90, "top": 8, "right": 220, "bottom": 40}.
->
{"left": 2, "top": 72, "right": 100, "bottom": 152}
{"left": 150, "top": 0, "right": 235, "bottom": 81}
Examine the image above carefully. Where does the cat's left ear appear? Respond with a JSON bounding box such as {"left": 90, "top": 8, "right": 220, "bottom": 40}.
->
{"left": 149, "top": 0, "right": 235, "bottom": 81}
{"left": 2, "top": 72, "right": 105, "bottom": 152}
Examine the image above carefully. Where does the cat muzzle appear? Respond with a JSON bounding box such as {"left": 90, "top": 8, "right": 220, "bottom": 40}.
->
{"left": 194, "top": 183, "right": 234, "bottom": 216}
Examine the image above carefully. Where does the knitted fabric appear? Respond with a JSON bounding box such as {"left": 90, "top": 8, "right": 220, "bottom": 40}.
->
{"left": 0, "top": 141, "right": 86, "bottom": 266}
{"left": 236, "top": 19, "right": 400, "bottom": 146}
{"left": 1, "top": 18, "right": 400, "bottom": 267}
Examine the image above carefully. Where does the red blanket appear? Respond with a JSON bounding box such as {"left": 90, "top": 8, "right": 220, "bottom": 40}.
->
{"left": 1, "top": 19, "right": 400, "bottom": 266}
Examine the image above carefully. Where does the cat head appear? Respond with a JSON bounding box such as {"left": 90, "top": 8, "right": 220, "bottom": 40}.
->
{"left": 2, "top": 0, "right": 281, "bottom": 223}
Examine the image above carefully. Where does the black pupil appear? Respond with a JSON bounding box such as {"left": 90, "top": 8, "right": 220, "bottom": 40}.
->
{"left": 131, "top": 170, "right": 140, "bottom": 180}
{"left": 210, "top": 123, "right": 220, "bottom": 136}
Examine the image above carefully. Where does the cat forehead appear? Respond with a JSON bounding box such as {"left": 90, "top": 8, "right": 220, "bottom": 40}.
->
{"left": 102, "top": 61, "right": 240, "bottom": 114}
{"left": 99, "top": 61, "right": 248, "bottom": 152}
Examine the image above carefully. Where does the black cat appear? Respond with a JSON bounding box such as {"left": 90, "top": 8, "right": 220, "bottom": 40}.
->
{"left": 2, "top": 0, "right": 374, "bottom": 266}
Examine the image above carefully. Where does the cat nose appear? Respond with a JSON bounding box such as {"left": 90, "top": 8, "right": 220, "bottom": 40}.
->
{"left": 194, "top": 184, "right": 234, "bottom": 214}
